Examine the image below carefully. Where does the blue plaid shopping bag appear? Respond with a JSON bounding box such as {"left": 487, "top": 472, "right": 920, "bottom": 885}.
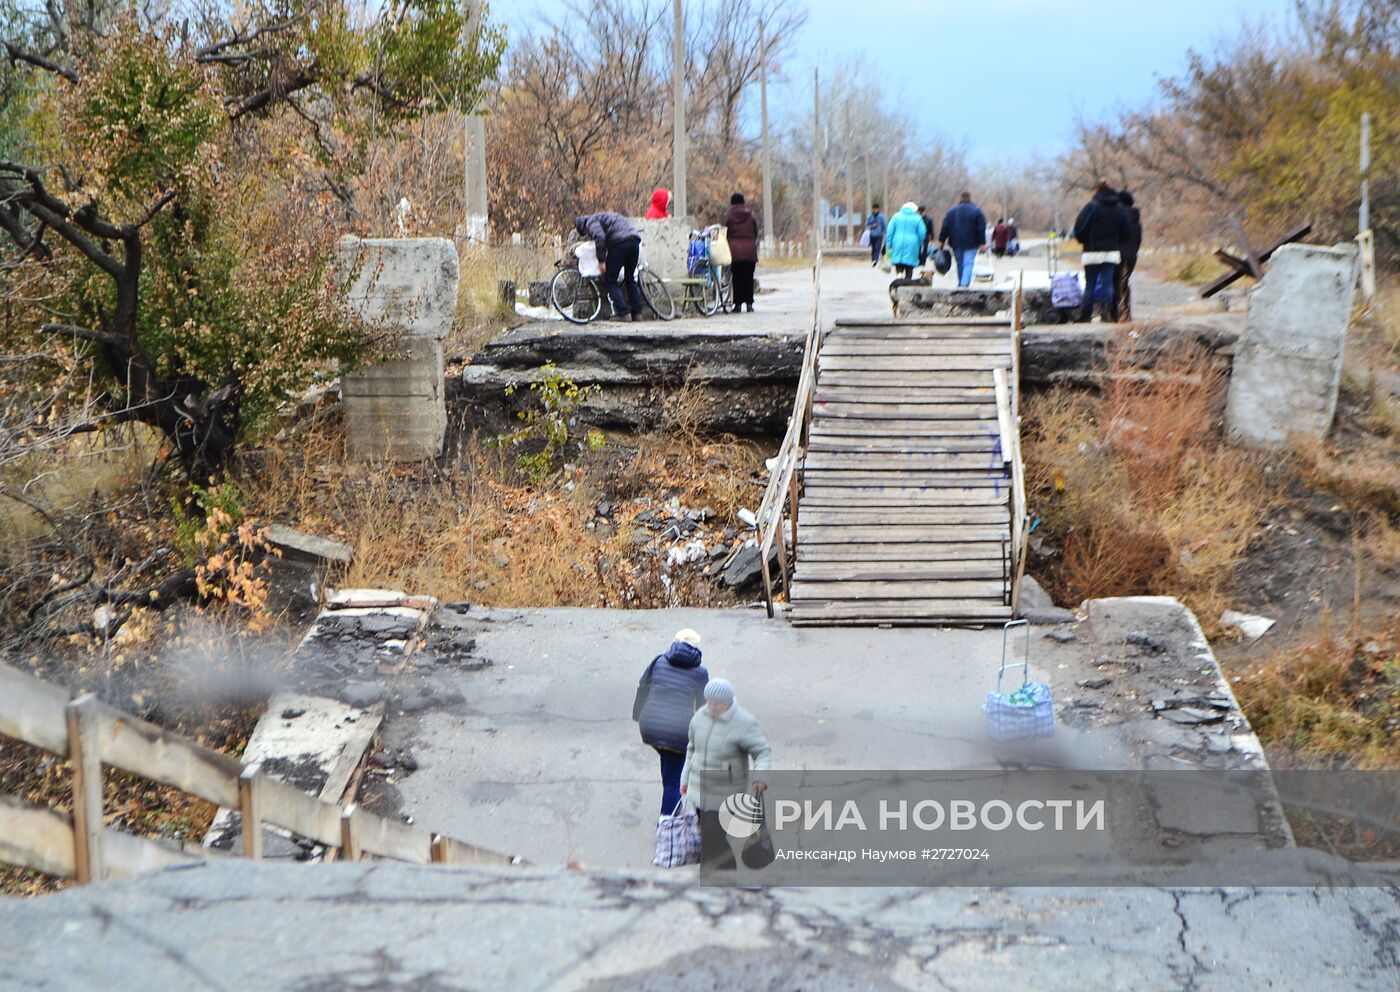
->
{"left": 653, "top": 797, "right": 701, "bottom": 868}
{"left": 985, "top": 619, "right": 1055, "bottom": 741}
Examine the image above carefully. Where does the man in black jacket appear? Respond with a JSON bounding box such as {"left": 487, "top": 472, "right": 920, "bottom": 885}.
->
{"left": 1072, "top": 181, "right": 1130, "bottom": 322}
{"left": 574, "top": 212, "right": 643, "bottom": 320}
{"left": 938, "top": 192, "right": 988, "bottom": 287}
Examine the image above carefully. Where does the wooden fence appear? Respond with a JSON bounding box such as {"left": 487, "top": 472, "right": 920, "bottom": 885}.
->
{"left": 756, "top": 252, "right": 824, "bottom": 615}
{"left": 0, "top": 662, "right": 522, "bottom": 884}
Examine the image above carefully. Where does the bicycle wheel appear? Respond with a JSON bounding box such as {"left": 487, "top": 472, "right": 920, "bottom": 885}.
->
{"left": 551, "top": 268, "right": 602, "bottom": 324}
{"left": 696, "top": 270, "right": 721, "bottom": 317}
{"left": 638, "top": 268, "right": 675, "bottom": 321}
{"left": 717, "top": 265, "right": 734, "bottom": 313}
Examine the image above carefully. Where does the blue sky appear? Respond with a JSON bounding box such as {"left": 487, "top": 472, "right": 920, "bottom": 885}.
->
{"left": 509, "top": 0, "right": 1297, "bottom": 165}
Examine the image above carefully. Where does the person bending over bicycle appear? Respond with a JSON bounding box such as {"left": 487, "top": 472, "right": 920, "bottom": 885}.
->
{"left": 574, "top": 212, "right": 643, "bottom": 322}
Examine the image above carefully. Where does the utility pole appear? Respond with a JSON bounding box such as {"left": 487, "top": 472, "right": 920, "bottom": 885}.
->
{"left": 672, "top": 0, "right": 687, "bottom": 219}
{"left": 812, "top": 68, "right": 821, "bottom": 254}
{"left": 462, "top": 0, "right": 488, "bottom": 245}
{"left": 759, "top": 18, "right": 774, "bottom": 252}
{"left": 844, "top": 100, "right": 854, "bottom": 246}
{"left": 1360, "top": 111, "right": 1375, "bottom": 299}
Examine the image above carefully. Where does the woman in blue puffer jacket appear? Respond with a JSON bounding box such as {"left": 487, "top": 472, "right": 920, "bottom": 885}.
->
{"left": 884, "top": 201, "right": 927, "bottom": 278}
{"left": 633, "top": 629, "right": 709, "bottom": 814}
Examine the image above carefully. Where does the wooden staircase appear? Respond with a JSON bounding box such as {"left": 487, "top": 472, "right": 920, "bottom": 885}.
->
{"left": 785, "top": 316, "right": 1025, "bottom": 626}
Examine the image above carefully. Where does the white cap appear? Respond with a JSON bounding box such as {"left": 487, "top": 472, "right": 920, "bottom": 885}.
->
{"left": 674, "top": 628, "right": 702, "bottom": 648}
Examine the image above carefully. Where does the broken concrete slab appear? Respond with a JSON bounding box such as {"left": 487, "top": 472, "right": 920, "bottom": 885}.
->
{"left": 1019, "top": 574, "right": 1054, "bottom": 610}
{"left": 263, "top": 524, "right": 352, "bottom": 568}
{"left": 1022, "top": 606, "right": 1076, "bottom": 625}
{"left": 204, "top": 691, "right": 381, "bottom": 855}
{"left": 1226, "top": 242, "right": 1359, "bottom": 446}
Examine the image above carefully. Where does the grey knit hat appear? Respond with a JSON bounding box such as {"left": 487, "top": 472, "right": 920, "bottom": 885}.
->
{"left": 704, "top": 679, "right": 735, "bottom": 706}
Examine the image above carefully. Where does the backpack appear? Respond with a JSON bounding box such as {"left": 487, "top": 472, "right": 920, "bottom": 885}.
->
{"left": 1051, "top": 271, "right": 1083, "bottom": 309}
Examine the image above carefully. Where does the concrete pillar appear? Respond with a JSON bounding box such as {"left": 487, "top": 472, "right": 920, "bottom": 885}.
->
{"left": 1225, "top": 242, "right": 1359, "bottom": 447}
{"left": 338, "top": 237, "right": 458, "bottom": 460}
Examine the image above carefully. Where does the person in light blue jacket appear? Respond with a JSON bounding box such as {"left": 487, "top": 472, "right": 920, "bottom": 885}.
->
{"left": 883, "top": 202, "right": 926, "bottom": 278}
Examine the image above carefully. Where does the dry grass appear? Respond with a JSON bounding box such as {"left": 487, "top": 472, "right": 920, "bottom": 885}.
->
{"left": 1135, "top": 248, "right": 1229, "bottom": 287}
{"left": 245, "top": 414, "right": 769, "bottom": 610}
{"left": 1024, "top": 337, "right": 1273, "bottom": 627}
{"left": 447, "top": 242, "right": 555, "bottom": 359}
{"left": 1228, "top": 615, "right": 1400, "bottom": 767}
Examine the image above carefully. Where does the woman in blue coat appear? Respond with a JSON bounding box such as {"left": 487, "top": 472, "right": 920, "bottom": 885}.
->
{"left": 884, "top": 202, "right": 926, "bottom": 278}
{"left": 633, "top": 629, "right": 709, "bottom": 813}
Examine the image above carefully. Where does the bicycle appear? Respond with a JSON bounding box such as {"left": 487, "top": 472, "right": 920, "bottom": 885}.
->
{"left": 678, "top": 227, "right": 727, "bottom": 317}
{"left": 550, "top": 241, "right": 675, "bottom": 324}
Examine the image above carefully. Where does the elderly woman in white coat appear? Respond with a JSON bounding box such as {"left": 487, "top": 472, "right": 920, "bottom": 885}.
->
{"left": 680, "top": 679, "right": 772, "bottom": 868}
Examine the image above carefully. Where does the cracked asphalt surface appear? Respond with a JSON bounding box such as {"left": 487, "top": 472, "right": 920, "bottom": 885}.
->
{"left": 1, "top": 861, "right": 1396, "bottom": 991}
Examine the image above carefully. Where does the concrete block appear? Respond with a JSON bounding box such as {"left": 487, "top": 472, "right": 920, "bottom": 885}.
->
{"left": 337, "top": 238, "right": 455, "bottom": 460}
{"left": 337, "top": 237, "right": 458, "bottom": 339}
{"left": 631, "top": 217, "right": 695, "bottom": 282}
{"left": 1226, "top": 243, "right": 1358, "bottom": 446}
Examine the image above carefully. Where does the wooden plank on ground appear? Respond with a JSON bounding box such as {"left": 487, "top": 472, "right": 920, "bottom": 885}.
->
{"left": 802, "top": 486, "right": 1010, "bottom": 502}
{"left": 812, "top": 402, "right": 999, "bottom": 420}
{"left": 819, "top": 356, "right": 1011, "bottom": 372}
{"left": 818, "top": 373, "right": 997, "bottom": 388}
{"left": 820, "top": 343, "right": 1013, "bottom": 357}
{"left": 793, "top": 562, "right": 1005, "bottom": 581}
{"left": 815, "top": 387, "right": 995, "bottom": 404}
{"left": 801, "top": 508, "right": 1008, "bottom": 525}
{"left": 806, "top": 437, "right": 1003, "bottom": 454}
{"left": 788, "top": 602, "right": 1013, "bottom": 623}
{"left": 798, "top": 525, "right": 1008, "bottom": 544}
{"left": 797, "top": 541, "right": 1008, "bottom": 562}
{"left": 833, "top": 317, "right": 1011, "bottom": 328}
{"left": 810, "top": 419, "right": 1003, "bottom": 437}
{"left": 805, "top": 452, "right": 1008, "bottom": 472}
{"left": 802, "top": 475, "right": 1009, "bottom": 490}
{"left": 790, "top": 579, "right": 1006, "bottom": 600}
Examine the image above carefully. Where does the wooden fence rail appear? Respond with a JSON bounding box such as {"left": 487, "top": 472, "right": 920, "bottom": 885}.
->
{"left": 757, "top": 252, "right": 824, "bottom": 614}
{"left": 0, "top": 661, "right": 522, "bottom": 883}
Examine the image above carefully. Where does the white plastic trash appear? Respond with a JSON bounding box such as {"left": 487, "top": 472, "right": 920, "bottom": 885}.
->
{"left": 574, "top": 241, "right": 601, "bottom": 278}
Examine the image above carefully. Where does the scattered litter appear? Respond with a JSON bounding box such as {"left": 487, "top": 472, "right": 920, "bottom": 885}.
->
{"left": 667, "top": 540, "right": 708, "bottom": 566}
{"left": 737, "top": 508, "right": 757, "bottom": 527}
{"left": 1219, "top": 610, "right": 1275, "bottom": 641}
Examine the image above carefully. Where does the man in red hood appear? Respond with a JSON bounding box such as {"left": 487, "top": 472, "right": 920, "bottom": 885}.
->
{"left": 646, "top": 188, "right": 672, "bottom": 219}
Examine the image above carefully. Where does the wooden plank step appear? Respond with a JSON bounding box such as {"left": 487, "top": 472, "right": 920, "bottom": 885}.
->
{"left": 787, "top": 602, "right": 1014, "bottom": 624}
{"left": 801, "top": 508, "right": 1009, "bottom": 525}
{"left": 802, "top": 491, "right": 1010, "bottom": 506}
{"left": 819, "top": 356, "right": 1012, "bottom": 372}
{"left": 800, "top": 496, "right": 1009, "bottom": 510}
{"left": 814, "top": 387, "right": 995, "bottom": 404}
{"left": 802, "top": 475, "right": 1009, "bottom": 490}
{"left": 819, "top": 343, "right": 1013, "bottom": 357}
{"left": 789, "top": 579, "right": 1007, "bottom": 600}
{"left": 800, "top": 490, "right": 1009, "bottom": 504}
{"left": 798, "top": 525, "right": 1009, "bottom": 544}
{"left": 805, "top": 455, "right": 1008, "bottom": 475}
{"left": 794, "top": 562, "right": 1006, "bottom": 581}
{"left": 812, "top": 402, "right": 998, "bottom": 420}
{"left": 797, "top": 540, "right": 1009, "bottom": 560}
{"left": 827, "top": 325, "right": 1013, "bottom": 337}
{"left": 795, "top": 550, "right": 1008, "bottom": 564}
{"left": 834, "top": 318, "right": 1011, "bottom": 328}
{"left": 818, "top": 373, "right": 998, "bottom": 388}
{"left": 812, "top": 436, "right": 1008, "bottom": 453}
{"left": 810, "top": 419, "right": 1003, "bottom": 437}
